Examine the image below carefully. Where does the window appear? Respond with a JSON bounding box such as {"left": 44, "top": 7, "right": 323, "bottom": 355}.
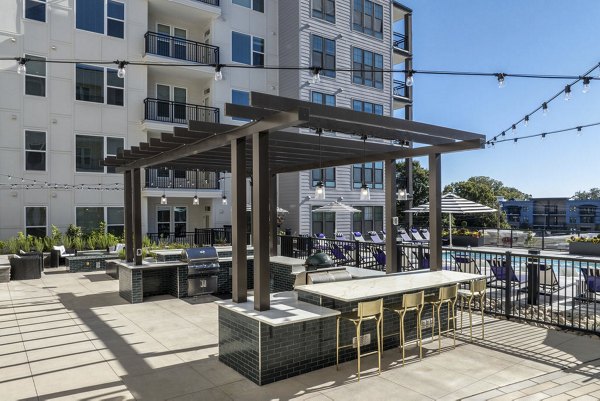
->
{"left": 76, "top": 207, "right": 104, "bottom": 233}
{"left": 353, "top": 206, "right": 383, "bottom": 234}
{"left": 312, "top": 168, "right": 335, "bottom": 188}
{"left": 353, "top": 0, "right": 383, "bottom": 39}
{"left": 352, "top": 47, "right": 383, "bottom": 88}
{"left": 26, "top": 207, "right": 47, "bottom": 237}
{"left": 174, "top": 206, "right": 187, "bottom": 237}
{"left": 106, "top": 137, "right": 124, "bottom": 174}
{"left": 107, "top": 0, "right": 124, "bottom": 38}
{"left": 353, "top": 100, "right": 383, "bottom": 115}
{"left": 312, "top": 0, "right": 335, "bottom": 23}
{"left": 311, "top": 91, "right": 335, "bottom": 106}
{"left": 312, "top": 206, "right": 335, "bottom": 238}
{"left": 25, "top": 131, "right": 46, "bottom": 171}
{"left": 232, "top": 0, "right": 264, "bottom": 12}
{"left": 25, "top": 0, "right": 46, "bottom": 22}
{"left": 353, "top": 162, "right": 383, "bottom": 189}
{"left": 25, "top": 55, "right": 46, "bottom": 96}
{"left": 231, "top": 89, "right": 250, "bottom": 121}
{"left": 76, "top": 64, "right": 123, "bottom": 105}
{"left": 311, "top": 35, "right": 335, "bottom": 78}
{"left": 76, "top": 135, "right": 124, "bottom": 173}
{"left": 107, "top": 207, "right": 124, "bottom": 236}
{"left": 232, "top": 32, "right": 264, "bottom": 66}
{"left": 76, "top": 0, "right": 124, "bottom": 38}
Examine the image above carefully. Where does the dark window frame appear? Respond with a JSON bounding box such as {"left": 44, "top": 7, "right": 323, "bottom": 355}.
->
{"left": 76, "top": 64, "right": 124, "bottom": 106}
{"left": 24, "top": 0, "right": 46, "bottom": 22}
{"left": 353, "top": 206, "right": 383, "bottom": 234}
{"left": 312, "top": 206, "right": 336, "bottom": 237}
{"left": 353, "top": 0, "right": 383, "bottom": 39}
{"left": 352, "top": 47, "right": 383, "bottom": 89}
{"left": 311, "top": 168, "right": 336, "bottom": 188}
{"left": 76, "top": 0, "right": 125, "bottom": 38}
{"left": 232, "top": 0, "right": 264, "bottom": 13}
{"left": 352, "top": 99, "right": 384, "bottom": 115}
{"left": 312, "top": 0, "right": 335, "bottom": 23}
{"left": 353, "top": 161, "right": 383, "bottom": 189}
{"left": 25, "top": 130, "right": 46, "bottom": 172}
{"left": 232, "top": 31, "right": 264, "bottom": 66}
{"left": 24, "top": 54, "right": 46, "bottom": 97}
{"left": 311, "top": 91, "right": 336, "bottom": 106}
{"left": 311, "top": 34, "right": 336, "bottom": 78}
{"left": 25, "top": 206, "right": 47, "bottom": 238}
{"left": 231, "top": 89, "right": 250, "bottom": 122}
{"left": 76, "top": 134, "right": 124, "bottom": 173}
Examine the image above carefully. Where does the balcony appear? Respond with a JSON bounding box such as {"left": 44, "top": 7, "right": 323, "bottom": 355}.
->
{"left": 393, "top": 80, "right": 411, "bottom": 110}
{"left": 144, "top": 168, "right": 220, "bottom": 190}
{"left": 145, "top": 31, "right": 219, "bottom": 65}
{"left": 393, "top": 32, "right": 411, "bottom": 64}
{"left": 148, "top": 0, "right": 220, "bottom": 23}
{"left": 143, "top": 98, "right": 219, "bottom": 129}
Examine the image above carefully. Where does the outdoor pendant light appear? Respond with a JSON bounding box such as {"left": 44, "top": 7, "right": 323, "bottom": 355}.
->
{"left": 314, "top": 129, "right": 326, "bottom": 200}
{"left": 16, "top": 57, "right": 27, "bottom": 75}
{"left": 192, "top": 195, "right": 199, "bottom": 205}
{"left": 222, "top": 194, "right": 228, "bottom": 205}
{"left": 221, "top": 172, "right": 228, "bottom": 205}
{"left": 359, "top": 135, "right": 370, "bottom": 201}
{"left": 161, "top": 192, "right": 168, "bottom": 205}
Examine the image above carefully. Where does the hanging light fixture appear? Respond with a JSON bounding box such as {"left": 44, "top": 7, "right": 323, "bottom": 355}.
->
{"left": 405, "top": 70, "right": 414, "bottom": 87}
{"left": 397, "top": 188, "right": 408, "bottom": 201}
{"left": 524, "top": 115, "right": 529, "bottom": 127}
{"left": 221, "top": 172, "right": 228, "bottom": 205}
{"left": 214, "top": 64, "right": 223, "bottom": 81}
{"left": 497, "top": 73, "right": 505, "bottom": 88}
{"left": 577, "top": 126, "right": 583, "bottom": 136}
{"left": 16, "top": 57, "right": 27, "bottom": 75}
{"left": 314, "top": 129, "right": 326, "bottom": 200}
{"left": 310, "top": 66, "right": 321, "bottom": 84}
{"left": 192, "top": 169, "right": 200, "bottom": 205}
{"left": 116, "top": 60, "right": 128, "bottom": 79}
{"left": 359, "top": 135, "right": 370, "bottom": 201}
{"left": 542, "top": 102, "right": 548, "bottom": 116}
{"left": 161, "top": 191, "right": 168, "bottom": 205}
{"left": 564, "top": 84, "right": 572, "bottom": 101}
{"left": 511, "top": 124, "right": 516, "bottom": 134}
{"left": 582, "top": 77, "right": 591, "bottom": 93}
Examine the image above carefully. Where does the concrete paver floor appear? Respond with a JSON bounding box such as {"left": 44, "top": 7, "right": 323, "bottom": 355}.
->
{"left": 1, "top": 270, "right": 599, "bottom": 401}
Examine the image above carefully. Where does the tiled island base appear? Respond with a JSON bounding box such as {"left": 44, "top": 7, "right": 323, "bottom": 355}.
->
{"left": 117, "top": 261, "right": 188, "bottom": 304}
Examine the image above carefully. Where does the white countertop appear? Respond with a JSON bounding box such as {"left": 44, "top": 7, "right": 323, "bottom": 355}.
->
{"left": 295, "top": 270, "right": 485, "bottom": 302}
{"left": 216, "top": 291, "right": 340, "bottom": 326}
{"left": 270, "top": 256, "right": 306, "bottom": 267}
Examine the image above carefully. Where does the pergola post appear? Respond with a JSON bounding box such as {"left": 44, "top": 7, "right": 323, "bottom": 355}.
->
{"left": 133, "top": 168, "right": 143, "bottom": 266}
{"left": 269, "top": 174, "right": 277, "bottom": 257}
{"left": 231, "top": 137, "right": 247, "bottom": 303}
{"left": 124, "top": 169, "right": 134, "bottom": 263}
{"left": 385, "top": 158, "right": 398, "bottom": 274}
{"left": 428, "top": 153, "right": 442, "bottom": 270}
{"left": 252, "top": 131, "right": 270, "bottom": 311}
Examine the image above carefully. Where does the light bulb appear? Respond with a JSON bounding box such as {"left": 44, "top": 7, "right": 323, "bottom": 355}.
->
{"left": 360, "top": 184, "right": 370, "bottom": 200}
{"left": 17, "top": 63, "right": 26, "bottom": 75}
{"left": 161, "top": 194, "right": 168, "bottom": 205}
{"left": 193, "top": 195, "right": 199, "bottom": 205}
{"left": 117, "top": 66, "right": 126, "bottom": 79}
{"left": 511, "top": 124, "right": 516, "bottom": 134}
{"left": 542, "top": 102, "right": 548, "bottom": 116}
{"left": 222, "top": 195, "right": 228, "bottom": 205}
{"left": 564, "top": 85, "right": 571, "bottom": 101}
{"left": 214, "top": 65, "right": 223, "bottom": 81}
{"left": 406, "top": 73, "right": 414, "bottom": 87}
{"left": 541, "top": 133, "right": 546, "bottom": 141}
{"left": 497, "top": 73, "right": 505, "bottom": 88}
{"left": 583, "top": 78, "right": 590, "bottom": 93}
{"left": 524, "top": 116, "right": 529, "bottom": 127}
{"left": 314, "top": 182, "right": 325, "bottom": 200}
{"left": 513, "top": 138, "right": 518, "bottom": 145}
{"left": 311, "top": 68, "right": 321, "bottom": 84}
{"left": 577, "top": 127, "right": 583, "bottom": 136}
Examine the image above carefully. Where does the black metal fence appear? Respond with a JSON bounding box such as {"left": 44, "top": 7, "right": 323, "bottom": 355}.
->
{"left": 144, "top": 98, "right": 220, "bottom": 125}
{"left": 145, "top": 31, "right": 220, "bottom": 65}
{"left": 393, "top": 80, "right": 408, "bottom": 98}
{"left": 147, "top": 228, "right": 250, "bottom": 247}
{"left": 144, "top": 168, "right": 219, "bottom": 190}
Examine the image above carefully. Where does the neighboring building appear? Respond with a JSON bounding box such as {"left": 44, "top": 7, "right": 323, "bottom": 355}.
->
{"left": 0, "top": 0, "right": 411, "bottom": 240}
{"left": 277, "top": 0, "right": 413, "bottom": 237}
{"left": 501, "top": 198, "right": 600, "bottom": 232}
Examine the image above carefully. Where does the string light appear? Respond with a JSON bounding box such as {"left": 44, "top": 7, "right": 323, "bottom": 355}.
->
{"left": 116, "top": 60, "right": 128, "bottom": 79}
{"left": 214, "top": 64, "right": 223, "bottom": 81}
{"left": 542, "top": 102, "right": 548, "bottom": 116}
{"left": 564, "top": 85, "right": 572, "bottom": 101}
{"left": 161, "top": 191, "right": 168, "bottom": 205}
{"left": 310, "top": 66, "right": 321, "bottom": 84}
{"left": 497, "top": 73, "right": 506, "bottom": 88}
{"left": 359, "top": 135, "right": 370, "bottom": 201}
{"left": 487, "top": 121, "right": 600, "bottom": 146}
{"left": 314, "top": 129, "right": 325, "bottom": 200}
{"left": 582, "top": 77, "right": 591, "bottom": 93}
{"left": 16, "top": 57, "right": 27, "bottom": 75}
{"left": 405, "top": 70, "right": 414, "bottom": 87}
{"left": 524, "top": 115, "right": 529, "bottom": 127}
{"left": 511, "top": 124, "right": 516, "bottom": 134}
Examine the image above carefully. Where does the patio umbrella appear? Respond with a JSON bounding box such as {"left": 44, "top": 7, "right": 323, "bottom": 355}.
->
{"left": 404, "top": 193, "right": 496, "bottom": 246}
{"left": 311, "top": 201, "right": 361, "bottom": 235}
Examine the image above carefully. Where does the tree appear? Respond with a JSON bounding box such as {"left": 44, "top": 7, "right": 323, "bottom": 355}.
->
{"left": 443, "top": 176, "right": 530, "bottom": 228}
{"left": 396, "top": 160, "right": 429, "bottom": 226}
{"left": 573, "top": 188, "right": 600, "bottom": 200}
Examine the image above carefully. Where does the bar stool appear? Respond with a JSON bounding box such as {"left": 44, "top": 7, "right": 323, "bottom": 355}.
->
{"left": 386, "top": 290, "right": 425, "bottom": 365}
{"left": 457, "top": 278, "right": 487, "bottom": 341}
{"left": 336, "top": 298, "right": 383, "bottom": 381}
{"left": 425, "top": 284, "right": 458, "bottom": 353}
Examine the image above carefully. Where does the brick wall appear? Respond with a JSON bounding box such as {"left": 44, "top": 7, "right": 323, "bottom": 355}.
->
{"left": 270, "top": 263, "right": 297, "bottom": 293}
{"left": 216, "top": 260, "right": 254, "bottom": 294}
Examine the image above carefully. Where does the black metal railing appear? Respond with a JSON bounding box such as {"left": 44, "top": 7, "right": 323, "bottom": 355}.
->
{"left": 146, "top": 228, "right": 250, "bottom": 247}
{"left": 393, "top": 32, "right": 408, "bottom": 51}
{"left": 196, "top": 0, "right": 220, "bottom": 5}
{"left": 144, "top": 31, "right": 219, "bottom": 65}
{"left": 393, "top": 80, "right": 408, "bottom": 98}
{"left": 144, "top": 98, "right": 220, "bottom": 125}
{"left": 144, "top": 168, "right": 219, "bottom": 190}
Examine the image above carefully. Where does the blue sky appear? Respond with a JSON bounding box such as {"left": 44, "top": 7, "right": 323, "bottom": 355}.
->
{"left": 396, "top": 0, "right": 600, "bottom": 198}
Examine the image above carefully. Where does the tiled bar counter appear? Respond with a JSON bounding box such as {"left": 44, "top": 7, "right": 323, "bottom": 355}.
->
{"left": 66, "top": 254, "right": 119, "bottom": 272}
{"left": 218, "top": 270, "right": 482, "bottom": 385}
{"left": 117, "top": 260, "right": 188, "bottom": 304}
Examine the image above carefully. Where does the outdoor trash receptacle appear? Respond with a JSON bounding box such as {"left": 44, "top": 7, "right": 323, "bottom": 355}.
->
{"left": 50, "top": 249, "right": 60, "bottom": 267}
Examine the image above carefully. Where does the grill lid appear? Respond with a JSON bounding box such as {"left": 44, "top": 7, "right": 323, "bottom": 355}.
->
{"left": 304, "top": 251, "right": 335, "bottom": 271}
{"left": 181, "top": 247, "right": 219, "bottom": 263}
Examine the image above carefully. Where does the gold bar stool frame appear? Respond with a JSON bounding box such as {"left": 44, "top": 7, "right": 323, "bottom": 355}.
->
{"left": 457, "top": 278, "right": 487, "bottom": 341}
{"left": 386, "top": 291, "right": 425, "bottom": 365}
{"left": 336, "top": 298, "right": 383, "bottom": 381}
{"left": 426, "top": 284, "right": 458, "bottom": 353}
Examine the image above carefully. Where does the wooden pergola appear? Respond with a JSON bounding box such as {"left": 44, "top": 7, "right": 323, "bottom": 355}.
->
{"left": 104, "top": 92, "right": 485, "bottom": 311}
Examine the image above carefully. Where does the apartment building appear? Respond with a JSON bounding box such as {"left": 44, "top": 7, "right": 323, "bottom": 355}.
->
{"left": 0, "top": 0, "right": 411, "bottom": 240}
{"left": 502, "top": 198, "right": 600, "bottom": 231}
{"left": 277, "top": 0, "right": 413, "bottom": 237}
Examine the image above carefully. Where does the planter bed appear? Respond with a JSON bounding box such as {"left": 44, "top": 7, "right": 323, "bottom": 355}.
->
{"left": 569, "top": 242, "right": 600, "bottom": 257}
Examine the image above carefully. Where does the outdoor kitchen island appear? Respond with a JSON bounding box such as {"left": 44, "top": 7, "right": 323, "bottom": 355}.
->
{"left": 217, "top": 270, "right": 483, "bottom": 385}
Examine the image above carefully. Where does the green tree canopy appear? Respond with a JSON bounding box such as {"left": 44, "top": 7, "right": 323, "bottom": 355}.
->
{"left": 443, "top": 176, "right": 530, "bottom": 228}
{"left": 573, "top": 188, "right": 600, "bottom": 200}
{"left": 396, "top": 160, "right": 429, "bottom": 226}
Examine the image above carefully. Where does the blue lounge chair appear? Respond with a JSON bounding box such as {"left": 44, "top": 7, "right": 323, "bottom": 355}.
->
{"left": 487, "top": 259, "right": 526, "bottom": 286}
{"left": 577, "top": 267, "right": 600, "bottom": 302}
{"left": 452, "top": 255, "right": 481, "bottom": 275}
{"left": 368, "top": 231, "right": 385, "bottom": 244}
{"left": 411, "top": 228, "right": 429, "bottom": 243}
{"left": 313, "top": 233, "right": 329, "bottom": 251}
{"left": 420, "top": 228, "right": 431, "bottom": 241}
{"left": 398, "top": 228, "right": 415, "bottom": 243}
{"left": 372, "top": 248, "right": 386, "bottom": 268}
{"left": 331, "top": 243, "right": 354, "bottom": 265}
{"left": 353, "top": 232, "right": 366, "bottom": 242}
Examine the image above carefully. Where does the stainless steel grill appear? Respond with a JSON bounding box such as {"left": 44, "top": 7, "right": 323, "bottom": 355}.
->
{"left": 181, "top": 247, "right": 220, "bottom": 295}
